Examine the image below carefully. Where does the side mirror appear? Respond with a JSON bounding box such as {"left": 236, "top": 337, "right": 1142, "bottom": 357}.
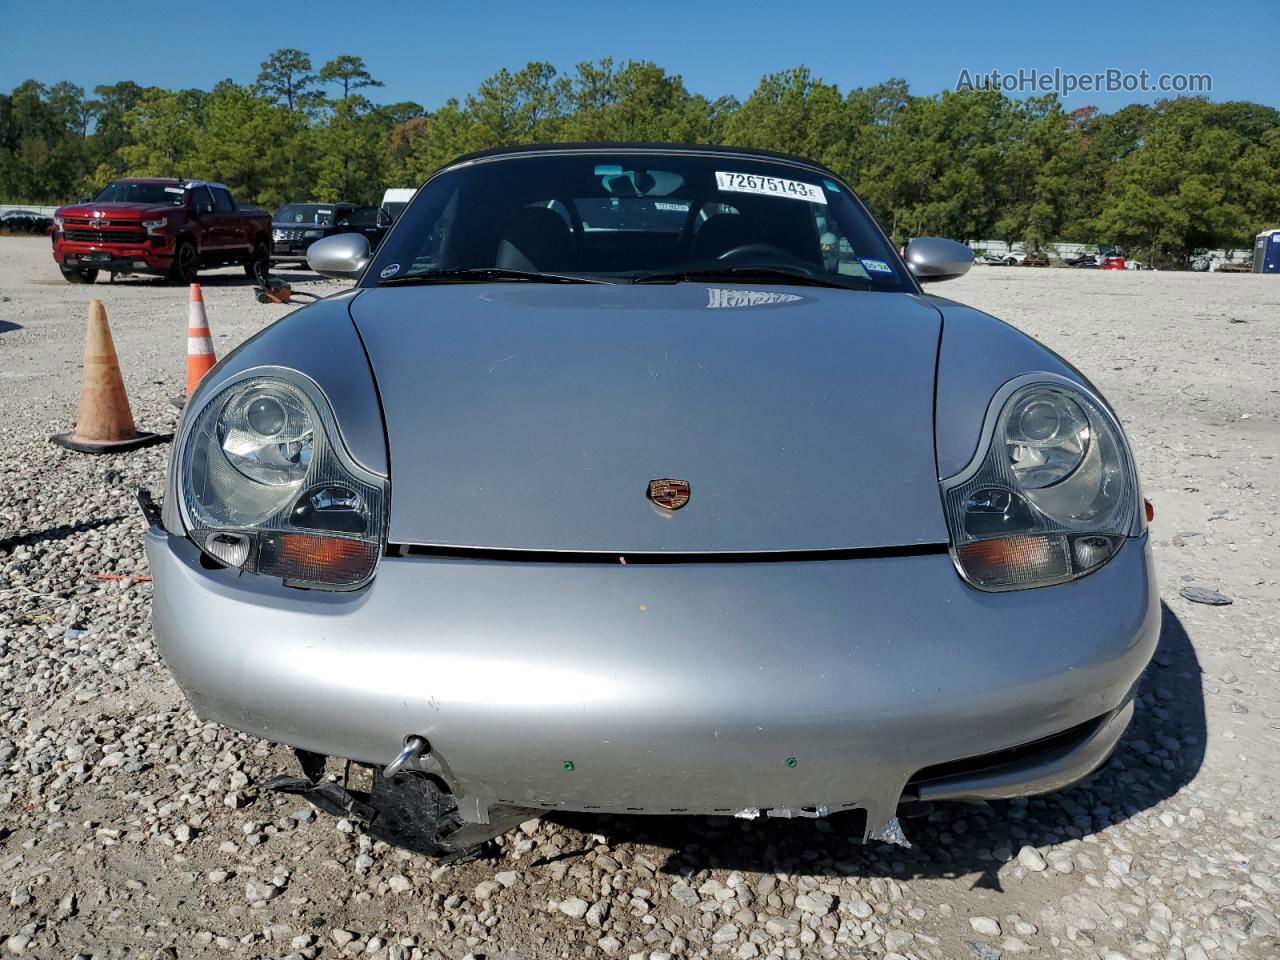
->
{"left": 307, "top": 232, "right": 371, "bottom": 280}
{"left": 905, "top": 237, "right": 974, "bottom": 283}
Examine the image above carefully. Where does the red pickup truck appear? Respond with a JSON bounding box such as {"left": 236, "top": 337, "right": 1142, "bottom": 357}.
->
{"left": 52, "top": 179, "right": 272, "bottom": 284}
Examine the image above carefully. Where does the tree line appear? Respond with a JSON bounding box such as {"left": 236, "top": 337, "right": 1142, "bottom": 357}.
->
{"left": 3, "top": 51, "right": 1278, "bottom": 265}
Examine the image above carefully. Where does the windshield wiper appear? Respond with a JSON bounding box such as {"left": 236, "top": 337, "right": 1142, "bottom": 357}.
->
{"left": 379, "top": 267, "right": 609, "bottom": 286}
{"left": 632, "top": 266, "right": 867, "bottom": 290}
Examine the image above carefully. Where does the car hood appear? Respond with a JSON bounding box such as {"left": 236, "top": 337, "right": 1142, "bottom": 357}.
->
{"left": 56, "top": 202, "right": 173, "bottom": 219}
{"left": 350, "top": 283, "right": 947, "bottom": 552}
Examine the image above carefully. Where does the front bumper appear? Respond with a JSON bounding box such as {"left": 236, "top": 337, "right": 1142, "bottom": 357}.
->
{"left": 270, "top": 238, "right": 315, "bottom": 262}
{"left": 146, "top": 531, "right": 1158, "bottom": 835}
{"left": 55, "top": 240, "right": 172, "bottom": 275}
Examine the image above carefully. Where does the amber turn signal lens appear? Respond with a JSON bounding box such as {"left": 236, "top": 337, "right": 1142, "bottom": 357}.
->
{"left": 257, "top": 532, "right": 379, "bottom": 586}
{"left": 956, "top": 534, "right": 1071, "bottom": 587}
{"left": 1144, "top": 498, "right": 1155, "bottom": 523}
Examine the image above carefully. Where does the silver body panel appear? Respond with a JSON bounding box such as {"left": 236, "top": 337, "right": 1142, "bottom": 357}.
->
{"left": 160, "top": 294, "right": 386, "bottom": 535}
{"left": 352, "top": 284, "right": 948, "bottom": 552}
{"left": 147, "top": 529, "right": 1158, "bottom": 835}
{"left": 928, "top": 298, "right": 1084, "bottom": 478}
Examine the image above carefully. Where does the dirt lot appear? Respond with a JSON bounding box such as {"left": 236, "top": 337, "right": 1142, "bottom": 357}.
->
{"left": 2, "top": 236, "right": 1278, "bottom": 960}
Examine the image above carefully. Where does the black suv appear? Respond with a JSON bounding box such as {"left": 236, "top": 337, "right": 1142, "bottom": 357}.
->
{"left": 271, "top": 202, "right": 389, "bottom": 265}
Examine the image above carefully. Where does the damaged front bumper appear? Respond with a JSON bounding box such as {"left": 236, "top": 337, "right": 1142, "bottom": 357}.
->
{"left": 145, "top": 528, "right": 1158, "bottom": 840}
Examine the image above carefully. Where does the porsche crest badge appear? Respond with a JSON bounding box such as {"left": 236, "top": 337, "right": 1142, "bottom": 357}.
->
{"left": 647, "top": 478, "right": 691, "bottom": 511}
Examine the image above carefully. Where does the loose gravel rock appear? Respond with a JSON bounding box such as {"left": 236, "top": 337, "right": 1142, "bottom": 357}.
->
{"left": 1015, "top": 845, "right": 1047, "bottom": 872}
{"left": 2, "top": 240, "right": 1279, "bottom": 958}
{"left": 970, "top": 916, "right": 1002, "bottom": 937}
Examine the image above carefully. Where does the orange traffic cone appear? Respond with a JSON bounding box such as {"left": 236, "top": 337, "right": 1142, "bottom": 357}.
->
{"left": 170, "top": 283, "right": 217, "bottom": 409}
{"left": 52, "top": 300, "right": 164, "bottom": 453}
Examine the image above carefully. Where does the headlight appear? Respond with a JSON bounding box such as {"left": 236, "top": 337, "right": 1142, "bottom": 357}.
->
{"left": 304, "top": 229, "right": 323, "bottom": 238}
{"left": 941, "top": 376, "right": 1141, "bottom": 591}
{"left": 219, "top": 386, "right": 314, "bottom": 485}
{"left": 142, "top": 217, "right": 168, "bottom": 235}
{"left": 178, "top": 373, "right": 387, "bottom": 589}
{"left": 53, "top": 215, "right": 65, "bottom": 229}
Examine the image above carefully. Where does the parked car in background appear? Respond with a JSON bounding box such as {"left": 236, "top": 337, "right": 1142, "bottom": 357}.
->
{"left": 381, "top": 188, "right": 415, "bottom": 221}
{"left": 1064, "top": 253, "right": 1099, "bottom": 268}
{"left": 51, "top": 179, "right": 271, "bottom": 284}
{"left": 0, "top": 209, "right": 54, "bottom": 235}
{"left": 271, "top": 202, "right": 389, "bottom": 266}
{"left": 976, "top": 252, "right": 1024, "bottom": 266}
{"left": 145, "top": 143, "right": 1157, "bottom": 860}
{"left": 1098, "top": 245, "right": 1127, "bottom": 271}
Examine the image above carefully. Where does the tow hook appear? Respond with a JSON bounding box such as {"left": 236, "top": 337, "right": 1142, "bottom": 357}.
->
{"left": 383, "top": 735, "right": 430, "bottom": 779}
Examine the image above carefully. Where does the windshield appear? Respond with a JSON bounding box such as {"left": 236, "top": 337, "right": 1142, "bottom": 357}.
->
{"left": 94, "top": 181, "right": 187, "bottom": 207}
{"left": 362, "top": 152, "right": 913, "bottom": 292}
{"left": 276, "top": 204, "right": 338, "bottom": 225}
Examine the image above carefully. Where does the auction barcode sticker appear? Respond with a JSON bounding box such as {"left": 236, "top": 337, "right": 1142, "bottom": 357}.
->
{"left": 715, "top": 171, "right": 826, "bottom": 204}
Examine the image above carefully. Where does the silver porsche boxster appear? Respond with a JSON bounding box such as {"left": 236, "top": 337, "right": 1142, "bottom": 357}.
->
{"left": 143, "top": 144, "right": 1158, "bottom": 858}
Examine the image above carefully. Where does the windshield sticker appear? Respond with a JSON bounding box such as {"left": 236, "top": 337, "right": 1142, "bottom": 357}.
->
{"left": 715, "top": 171, "right": 826, "bottom": 204}
{"left": 706, "top": 288, "right": 805, "bottom": 309}
{"left": 164, "top": 187, "right": 185, "bottom": 194}
{"left": 823, "top": 179, "right": 841, "bottom": 193}
{"left": 859, "top": 258, "right": 894, "bottom": 275}
{"left": 379, "top": 263, "right": 400, "bottom": 279}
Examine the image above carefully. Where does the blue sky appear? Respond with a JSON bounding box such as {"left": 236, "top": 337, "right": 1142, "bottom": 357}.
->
{"left": 3, "top": 0, "right": 1277, "bottom": 111}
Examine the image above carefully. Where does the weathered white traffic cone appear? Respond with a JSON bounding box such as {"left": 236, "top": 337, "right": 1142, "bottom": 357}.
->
{"left": 52, "top": 299, "right": 164, "bottom": 453}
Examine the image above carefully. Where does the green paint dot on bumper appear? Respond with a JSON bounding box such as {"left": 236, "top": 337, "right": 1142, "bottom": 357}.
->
{"left": 785, "top": 756, "right": 797, "bottom": 768}
{"left": 563, "top": 760, "right": 574, "bottom": 772}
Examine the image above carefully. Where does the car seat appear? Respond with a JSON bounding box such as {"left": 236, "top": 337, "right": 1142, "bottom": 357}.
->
{"left": 496, "top": 207, "right": 577, "bottom": 272}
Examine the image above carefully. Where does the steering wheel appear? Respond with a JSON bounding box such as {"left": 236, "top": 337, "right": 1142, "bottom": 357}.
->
{"left": 717, "top": 242, "right": 795, "bottom": 261}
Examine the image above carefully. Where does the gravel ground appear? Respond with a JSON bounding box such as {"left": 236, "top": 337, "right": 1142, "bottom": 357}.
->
{"left": 1, "top": 236, "right": 1278, "bottom": 960}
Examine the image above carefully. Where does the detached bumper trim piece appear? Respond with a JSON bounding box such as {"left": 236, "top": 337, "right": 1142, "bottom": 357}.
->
{"left": 136, "top": 488, "right": 164, "bottom": 530}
